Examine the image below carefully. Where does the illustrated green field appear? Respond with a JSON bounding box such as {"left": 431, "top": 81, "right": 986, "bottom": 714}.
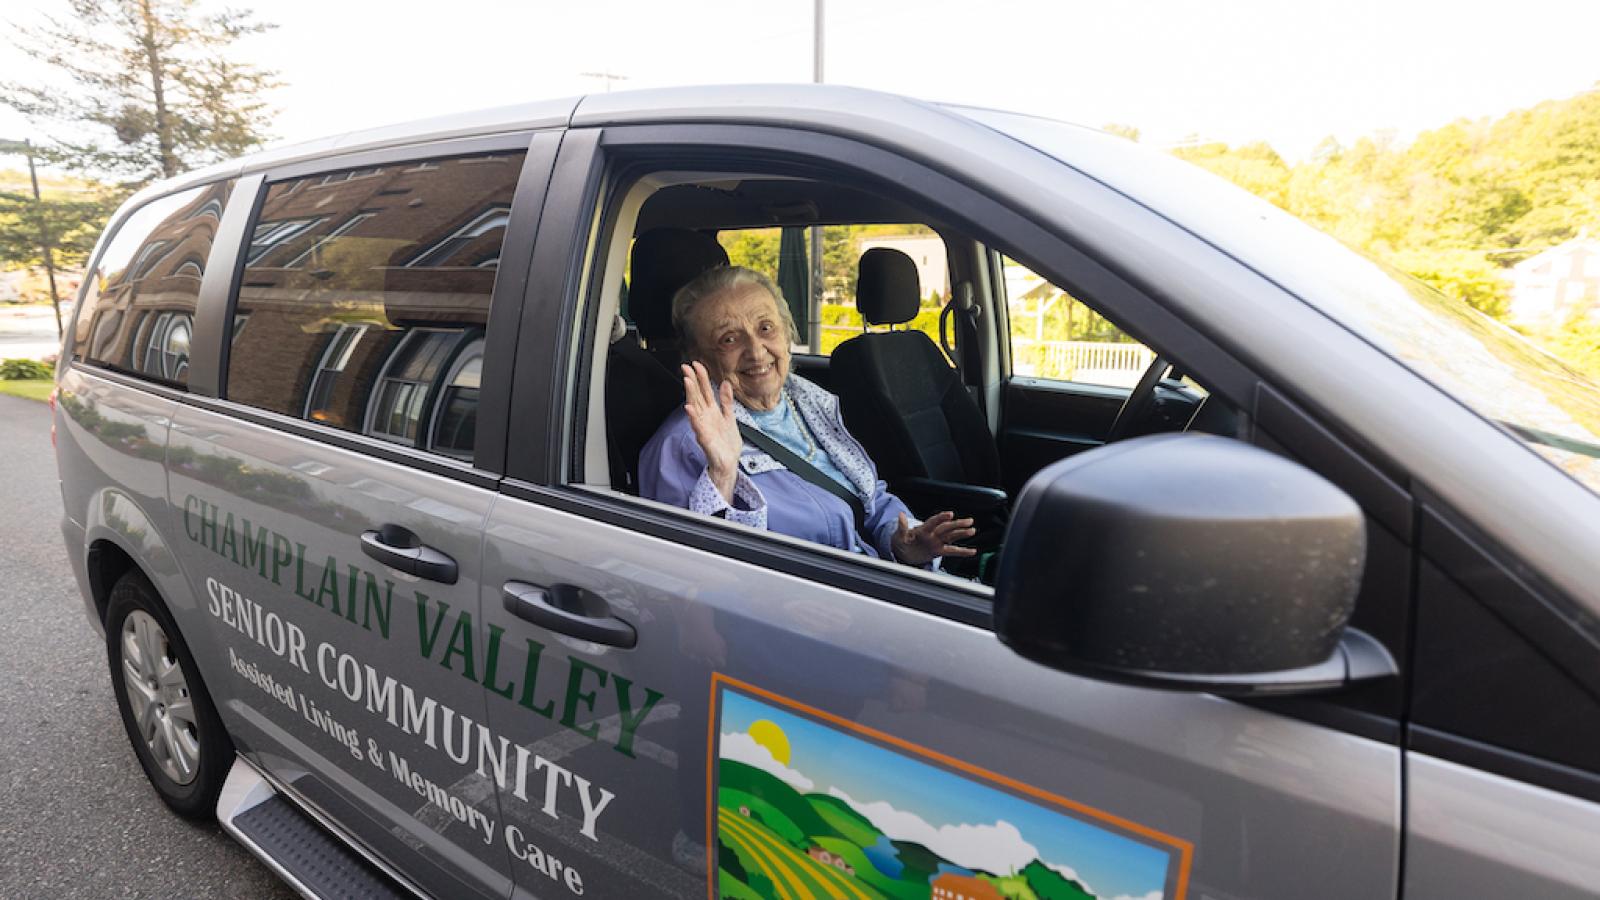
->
{"left": 714, "top": 759, "right": 1098, "bottom": 900}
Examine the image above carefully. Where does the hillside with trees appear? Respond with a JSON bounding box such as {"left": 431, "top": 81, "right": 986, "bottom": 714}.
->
{"left": 1165, "top": 86, "right": 1600, "bottom": 375}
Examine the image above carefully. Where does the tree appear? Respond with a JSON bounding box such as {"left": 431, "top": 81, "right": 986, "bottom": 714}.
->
{"left": 0, "top": 187, "right": 111, "bottom": 331}
{"left": 2, "top": 0, "right": 278, "bottom": 187}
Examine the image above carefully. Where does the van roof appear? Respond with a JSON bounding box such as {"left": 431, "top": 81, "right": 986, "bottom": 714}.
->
{"left": 118, "top": 85, "right": 1013, "bottom": 211}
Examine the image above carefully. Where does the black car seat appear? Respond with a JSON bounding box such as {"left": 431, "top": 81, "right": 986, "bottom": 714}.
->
{"left": 605, "top": 228, "right": 729, "bottom": 493}
{"left": 830, "top": 248, "right": 1007, "bottom": 543}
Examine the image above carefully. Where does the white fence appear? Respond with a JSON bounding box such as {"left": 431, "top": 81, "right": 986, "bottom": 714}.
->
{"left": 1013, "top": 339, "right": 1153, "bottom": 387}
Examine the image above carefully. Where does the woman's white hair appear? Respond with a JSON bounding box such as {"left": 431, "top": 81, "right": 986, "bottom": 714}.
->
{"left": 671, "top": 265, "right": 800, "bottom": 354}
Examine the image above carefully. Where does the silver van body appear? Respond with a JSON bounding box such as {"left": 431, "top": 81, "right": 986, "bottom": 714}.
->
{"left": 54, "top": 85, "right": 1600, "bottom": 900}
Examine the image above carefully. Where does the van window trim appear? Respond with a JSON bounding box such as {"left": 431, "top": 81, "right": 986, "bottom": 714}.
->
{"left": 207, "top": 129, "right": 561, "bottom": 476}
{"left": 67, "top": 180, "right": 237, "bottom": 390}
{"left": 72, "top": 363, "right": 503, "bottom": 490}
{"left": 511, "top": 122, "right": 1285, "bottom": 626}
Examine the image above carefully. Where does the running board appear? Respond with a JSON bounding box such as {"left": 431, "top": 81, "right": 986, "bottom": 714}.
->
{"left": 217, "top": 758, "right": 409, "bottom": 900}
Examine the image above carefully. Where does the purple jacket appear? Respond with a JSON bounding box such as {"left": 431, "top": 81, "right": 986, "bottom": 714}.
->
{"left": 639, "top": 374, "right": 917, "bottom": 562}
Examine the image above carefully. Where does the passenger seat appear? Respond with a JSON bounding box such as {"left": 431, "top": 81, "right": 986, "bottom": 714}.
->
{"left": 605, "top": 228, "right": 729, "bottom": 493}
{"left": 831, "top": 248, "right": 1007, "bottom": 545}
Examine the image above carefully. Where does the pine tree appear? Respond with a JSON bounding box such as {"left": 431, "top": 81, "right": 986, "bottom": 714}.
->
{"left": 2, "top": 0, "right": 278, "bottom": 188}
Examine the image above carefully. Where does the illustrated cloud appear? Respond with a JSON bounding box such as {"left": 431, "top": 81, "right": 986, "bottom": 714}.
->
{"left": 720, "top": 731, "right": 815, "bottom": 791}
{"left": 829, "top": 787, "right": 1053, "bottom": 880}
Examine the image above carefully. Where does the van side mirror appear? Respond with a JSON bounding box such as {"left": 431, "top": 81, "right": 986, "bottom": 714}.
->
{"left": 993, "top": 434, "right": 1390, "bottom": 694}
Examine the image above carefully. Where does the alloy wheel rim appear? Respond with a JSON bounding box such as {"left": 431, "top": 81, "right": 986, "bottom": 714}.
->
{"left": 120, "top": 610, "right": 200, "bottom": 785}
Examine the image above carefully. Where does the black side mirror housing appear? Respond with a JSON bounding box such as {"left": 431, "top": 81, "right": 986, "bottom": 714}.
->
{"left": 994, "top": 433, "right": 1375, "bottom": 694}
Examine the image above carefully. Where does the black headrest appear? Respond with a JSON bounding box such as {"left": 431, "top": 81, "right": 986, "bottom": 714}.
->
{"left": 628, "top": 228, "right": 729, "bottom": 341}
{"left": 856, "top": 247, "right": 921, "bottom": 325}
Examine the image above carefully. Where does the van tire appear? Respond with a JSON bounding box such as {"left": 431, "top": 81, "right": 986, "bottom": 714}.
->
{"left": 105, "top": 570, "right": 234, "bottom": 820}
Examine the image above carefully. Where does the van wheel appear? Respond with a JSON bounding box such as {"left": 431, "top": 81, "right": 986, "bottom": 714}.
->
{"left": 106, "top": 571, "right": 234, "bottom": 819}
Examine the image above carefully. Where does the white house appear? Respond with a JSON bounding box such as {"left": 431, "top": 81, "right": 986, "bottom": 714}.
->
{"left": 1508, "top": 235, "right": 1600, "bottom": 326}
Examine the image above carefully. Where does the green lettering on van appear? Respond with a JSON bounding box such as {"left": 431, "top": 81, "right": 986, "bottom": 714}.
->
{"left": 239, "top": 519, "right": 269, "bottom": 578}
{"left": 292, "top": 542, "right": 319, "bottom": 604}
{"left": 560, "top": 658, "right": 605, "bottom": 741}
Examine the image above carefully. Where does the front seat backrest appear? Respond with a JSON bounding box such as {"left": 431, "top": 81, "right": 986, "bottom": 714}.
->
{"left": 831, "top": 247, "right": 1001, "bottom": 490}
{"left": 607, "top": 228, "right": 730, "bottom": 493}
{"left": 627, "top": 228, "right": 730, "bottom": 371}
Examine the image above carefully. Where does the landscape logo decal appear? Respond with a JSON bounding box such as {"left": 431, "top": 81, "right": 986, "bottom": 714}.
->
{"left": 707, "top": 674, "right": 1190, "bottom": 900}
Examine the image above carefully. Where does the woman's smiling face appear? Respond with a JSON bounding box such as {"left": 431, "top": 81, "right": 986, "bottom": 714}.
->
{"left": 690, "top": 283, "right": 791, "bottom": 411}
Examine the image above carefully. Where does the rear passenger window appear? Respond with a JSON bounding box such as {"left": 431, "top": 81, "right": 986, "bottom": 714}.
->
{"left": 226, "top": 152, "right": 523, "bottom": 463}
{"left": 72, "top": 181, "right": 233, "bottom": 387}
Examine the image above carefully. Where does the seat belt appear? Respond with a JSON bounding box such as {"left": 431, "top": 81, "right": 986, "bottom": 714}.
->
{"left": 737, "top": 422, "right": 870, "bottom": 541}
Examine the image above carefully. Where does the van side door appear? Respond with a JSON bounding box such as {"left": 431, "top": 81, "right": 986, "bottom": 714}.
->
{"left": 474, "top": 114, "right": 1403, "bottom": 900}
{"left": 166, "top": 132, "right": 558, "bottom": 900}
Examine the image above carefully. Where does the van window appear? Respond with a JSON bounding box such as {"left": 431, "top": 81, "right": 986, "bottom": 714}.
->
{"left": 1000, "top": 257, "right": 1154, "bottom": 389}
{"left": 715, "top": 224, "right": 946, "bottom": 355}
{"left": 72, "top": 181, "right": 234, "bottom": 387}
{"left": 225, "top": 152, "right": 524, "bottom": 462}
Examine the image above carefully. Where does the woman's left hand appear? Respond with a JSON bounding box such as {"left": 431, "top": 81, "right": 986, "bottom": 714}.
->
{"left": 891, "top": 511, "right": 977, "bottom": 566}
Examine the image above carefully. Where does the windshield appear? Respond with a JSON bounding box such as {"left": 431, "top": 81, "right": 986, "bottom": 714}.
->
{"left": 960, "top": 106, "right": 1600, "bottom": 495}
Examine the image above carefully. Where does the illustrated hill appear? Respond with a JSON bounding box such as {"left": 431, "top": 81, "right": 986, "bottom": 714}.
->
{"left": 716, "top": 758, "right": 1099, "bottom": 900}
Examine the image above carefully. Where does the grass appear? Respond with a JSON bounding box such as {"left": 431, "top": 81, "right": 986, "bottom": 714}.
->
{"left": 0, "top": 378, "right": 53, "bottom": 402}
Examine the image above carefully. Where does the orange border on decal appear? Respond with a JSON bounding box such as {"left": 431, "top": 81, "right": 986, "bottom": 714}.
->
{"left": 704, "top": 671, "right": 1193, "bottom": 900}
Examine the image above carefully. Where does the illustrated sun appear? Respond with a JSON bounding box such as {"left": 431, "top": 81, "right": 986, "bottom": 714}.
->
{"left": 748, "top": 719, "right": 791, "bottom": 766}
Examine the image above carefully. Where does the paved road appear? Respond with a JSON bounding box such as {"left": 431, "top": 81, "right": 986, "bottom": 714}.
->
{"left": 0, "top": 393, "right": 296, "bottom": 899}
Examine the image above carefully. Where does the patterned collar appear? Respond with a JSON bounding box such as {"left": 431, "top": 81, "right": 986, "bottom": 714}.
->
{"left": 732, "top": 375, "right": 878, "bottom": 507}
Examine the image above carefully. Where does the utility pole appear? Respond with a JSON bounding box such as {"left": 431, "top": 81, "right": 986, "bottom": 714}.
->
{"left": 808, "top": 0, "right": 825, "bottom": 350}
{"left": 0, "top": 138, "right": 64, "bottom": 338}
{"left": 580, "top": 71, "right": 629, "bottom": 93}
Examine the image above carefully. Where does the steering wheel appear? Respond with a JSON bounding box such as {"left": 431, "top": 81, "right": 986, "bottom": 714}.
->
{"left": 1105, "top": 355, "right": 1170, "bottom": 443}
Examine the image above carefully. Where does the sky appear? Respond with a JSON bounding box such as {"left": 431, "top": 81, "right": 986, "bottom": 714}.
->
{"left": 721, "top": 688, "right": 1174, "bottom": 900}
{"left": 2, "top": 0, "right": 1599, "bottom": 173}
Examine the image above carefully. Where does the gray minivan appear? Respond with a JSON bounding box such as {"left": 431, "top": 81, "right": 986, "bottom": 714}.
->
{"left": 53, "top": 86, "right": 1600, "bottom": 900}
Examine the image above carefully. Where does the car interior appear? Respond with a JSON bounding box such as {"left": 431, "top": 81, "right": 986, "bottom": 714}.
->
{"left": 575, "top": 168, "right": 1242, "bottom": 577}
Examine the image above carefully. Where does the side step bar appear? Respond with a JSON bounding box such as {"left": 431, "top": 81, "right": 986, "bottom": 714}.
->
{"left": 217, "top": 758, "right": 409, "bottom": 900}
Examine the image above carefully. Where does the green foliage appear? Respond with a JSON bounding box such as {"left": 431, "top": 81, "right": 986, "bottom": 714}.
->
{"left": 806, "top": 794, "right": 881, "bottom": 847}
{"left": 721, "top": 229, "right": 781, "bottom": 277}
{"left": 0, "top": 357, "right": 54, "bottom": 380}
{"left": 717, "top": 761, "right": 842, "bottom": 843}
{"left": 0, "top": 188, "right": 113, "bottom": 275}
{"left": 1168, "top": 86, "right": 1600, "bottom": 358}
{"left": 1529, "top": 319, "right": 1600, "bottom": 383}
{"left": 818, "top": 301, "right": 942, "bottom": 355}
{"left": 716, "top": 866, "right": 766, "bottom": 900}
{"left": 719, "top": 786, "right": 807, "bottom": 848}
{"left": 1387, "top": 247, "right": 1510, "bottom": 316}
{"left": 809, "top": 835, "right": 930, "bottom": 900}
{"left": 980, "top": 872, "right": 1040, "bottom": 900}
{"left": 717, "top": 835, "right": 750, "bottom": 886}
{"left": 1173, "top": 140, "right": 1291, "bottom": 207}
{"left": 2, "top": 0, "right": 279, "bottom": 186}
{"left": 1020, "top": 859, "right": 1098, "bottom": 900}
{"left": 889, "top": 839, "right": 944, "bottom": 883}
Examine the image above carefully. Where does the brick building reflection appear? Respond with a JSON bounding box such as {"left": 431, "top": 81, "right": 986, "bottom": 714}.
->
{"left": 228, "top": 153, "right": 523, "bottom": 447}
{"left": 75, "top": 180, "right": 233, "bottom": 384}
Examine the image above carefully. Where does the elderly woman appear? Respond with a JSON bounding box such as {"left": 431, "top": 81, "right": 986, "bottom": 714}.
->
{"left": 639, "top": 266, "right": 974, "bottom": 568}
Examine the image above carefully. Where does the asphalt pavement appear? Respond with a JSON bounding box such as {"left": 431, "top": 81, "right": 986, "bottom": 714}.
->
{"left": 0, "top": 392, "right": 296, "bottom": 899}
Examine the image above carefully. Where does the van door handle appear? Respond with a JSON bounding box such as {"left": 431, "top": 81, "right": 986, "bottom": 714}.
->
{"left": 360, "top": 524, "right": 458, "bottom": 584}
{"left": 502, "top": 581, "right": 637, "bottom": 649}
